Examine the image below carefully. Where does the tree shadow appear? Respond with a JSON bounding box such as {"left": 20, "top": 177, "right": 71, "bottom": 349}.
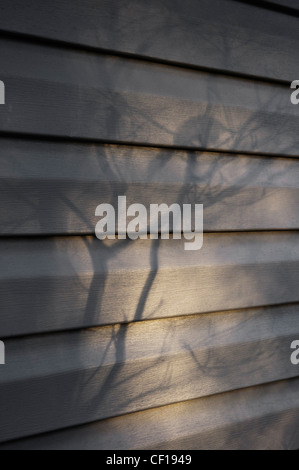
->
{"left": 0, "top": 42, "right": 298, "bottom": 448}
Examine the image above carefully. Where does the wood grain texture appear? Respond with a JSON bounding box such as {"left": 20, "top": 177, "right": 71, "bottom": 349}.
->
{"left": 0, "top": 0, "right": 298, "bottom": 81}
{"left": 2, "top": 379, "right": 299, "bottom": 449}
{"left": 0, "top": 233, "right": 299, "bottom": 338}
{"left": 0, "top": 305, "right": 297, "bottom": 442}
{"left": 1, "top": 138, "right": 299, "bottom": 235}
{"left": 0, "top": 38, "right": 298, "bottom": 155}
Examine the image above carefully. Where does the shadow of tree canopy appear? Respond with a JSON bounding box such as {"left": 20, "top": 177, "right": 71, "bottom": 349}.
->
{"left": 0, "top": 34, "right": 298, "bottom": 449}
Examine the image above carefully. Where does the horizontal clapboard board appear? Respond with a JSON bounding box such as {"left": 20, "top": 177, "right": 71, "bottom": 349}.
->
{"left": 0, "top": 233, "right": 299, "bottom": 337}
{"left": 0, "top": 1, "right": 298, "bottom": 82}
{"left": 1, "top": 138, "right": 299, "bottom": 235}
{"left": 1, "top": 378, "right": 299, "bottom": 449}
{"left": 0, "top": 38, "right": 298, "bottom": 155}
{"left": 0, "top": 304, "right": 298, "bottom": 443}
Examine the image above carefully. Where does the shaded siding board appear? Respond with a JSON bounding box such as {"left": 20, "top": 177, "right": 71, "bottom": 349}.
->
{"left": 1, "top": 138, "right": 299, "bottom": 235}
{"left": 0, "top": 305, "right": 298, "bottom": 442}
{"left": 0, "top": 233, "right": 299, "bottom": 337}
{"left": 1, "top": 379, "right": 299, "bottom": 450}
{"left": 0, "top": 1, "right": 298, "bottom": 82}
{"left": 0, "top": 38, "right": 298, "bottom": 156}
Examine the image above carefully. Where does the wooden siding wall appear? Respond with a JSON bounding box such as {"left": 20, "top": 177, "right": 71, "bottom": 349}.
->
{"left": 0, "top": 0, "right": 298, "bottom": 450}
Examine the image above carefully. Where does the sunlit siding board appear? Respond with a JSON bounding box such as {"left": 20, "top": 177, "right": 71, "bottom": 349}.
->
{"left": 0, "top": 306, "right": 298, "bottom": 443}
{"left": 0, "top": 233, "right": 299, "bottom": 338}
{"left": 1, "top": 379, "right": 299, "bottom": 450}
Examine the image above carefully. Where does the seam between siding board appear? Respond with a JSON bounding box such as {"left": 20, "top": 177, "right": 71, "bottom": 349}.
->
{"left": 1, "top": 131, "right": 299, "bottom": 159}
{"left": 233, "top": 0, "right": 299, "bottom": 16}
{"left": 0, "top": 300, "right": 298, "bottom": 341}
